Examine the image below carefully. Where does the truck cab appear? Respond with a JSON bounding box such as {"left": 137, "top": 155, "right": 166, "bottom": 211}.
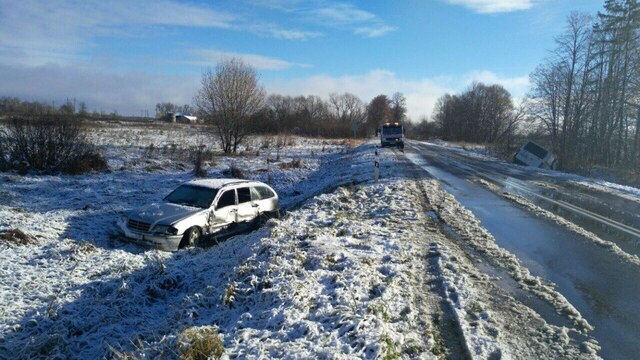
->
{"left": 380, "top": 122, "right": 404, "bottom": 148}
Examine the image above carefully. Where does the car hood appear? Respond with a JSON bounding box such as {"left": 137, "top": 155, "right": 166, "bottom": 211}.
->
{"left": 127, "top": 202, "right": 203, "bottom": 226}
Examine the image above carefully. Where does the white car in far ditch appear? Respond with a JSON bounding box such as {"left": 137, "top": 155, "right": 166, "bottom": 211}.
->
{"left": 117, "top": 179, "right": 279, "bottom": 251}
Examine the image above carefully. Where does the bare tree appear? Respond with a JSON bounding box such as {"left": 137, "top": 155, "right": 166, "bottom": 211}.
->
{"left": 155, "top": 102, "right": 177, "bottom": 119}
{"left": 195, "top": 58, "right": 265, "bottom": 153}
{"left": 329, "top": 92, "right": 366, "bottom": 136}
{"left": 390, "top": 92, "right": 407, "bottom": 122}
{"left": 433, "top": 82, "right": 514, "bottom": 144}
{"left": 367, "top": 95, "right": 391, "bottom": 135}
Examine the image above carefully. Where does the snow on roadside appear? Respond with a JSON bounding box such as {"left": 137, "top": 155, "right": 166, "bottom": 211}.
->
{"left": 213, "top": 180, "right": 435, "bottom": 358}
{"left": 427, "top": 241, "right": 500, "bottom": 358}
{"left": 424, "top": 228, "right": 598, "bottom": 359}
{"left": 420, "top": 179, "right": 594, "bottom": 334}
{"left": 0, "top": 142, "right": 441, "bottom": 359}
{"left": 569, "top": 180, "right": 640, "bottom": 204}
{"left": 416, "top": 140, "right": 640, "bottom": 202}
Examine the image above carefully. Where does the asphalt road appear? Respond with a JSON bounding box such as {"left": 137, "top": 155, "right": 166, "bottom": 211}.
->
{"left": 404, "top": 140, "right": 640, "bottom": 360}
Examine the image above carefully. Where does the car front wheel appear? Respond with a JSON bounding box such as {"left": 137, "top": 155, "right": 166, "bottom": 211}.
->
{"left": 180, "top": 226, "right": 201, "bottom": 249}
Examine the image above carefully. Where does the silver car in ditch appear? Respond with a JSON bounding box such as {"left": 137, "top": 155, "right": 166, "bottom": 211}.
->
{"left": 117, "top": 179, "right": 279, "bottom": 251}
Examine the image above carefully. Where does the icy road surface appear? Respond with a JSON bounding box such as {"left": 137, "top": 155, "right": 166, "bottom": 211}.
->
{"left": 405, "top": 140, "right": 640, "bottom": 360}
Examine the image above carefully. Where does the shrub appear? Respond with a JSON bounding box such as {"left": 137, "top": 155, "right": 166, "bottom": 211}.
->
{"left": 276, "top": 134, "right": 291, "bottom": 148}
{"left": 192, "top": 145, "right": 208, "bottom": 177}
{"left": 279, "top": 158, "right": 303, "bottom": 170}
{"left": 179, "top": 327, "right": 224, "bottom": 360}
{"left": 222, "top": 283, "right": 236, "bottom": 307}
{"left": 228, "top": 163, "right": 246, "bottom": 179}
{"left": 0, "top": 115, "right": 108, "bottom": 174}
{"left": 260, "top": 136, "right": 272, "bottom": 149}
{"left": 63, "top": 149, "right": 109, "bottom": 175}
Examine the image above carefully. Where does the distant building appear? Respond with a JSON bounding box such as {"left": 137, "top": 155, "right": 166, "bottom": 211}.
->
{"left": 166, "top": 112, "right": 198, "bottom": 123}
{"left": 176, "top": 113, "right": 198, "bottom": 123}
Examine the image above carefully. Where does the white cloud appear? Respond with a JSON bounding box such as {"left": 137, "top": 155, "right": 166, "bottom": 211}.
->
{"left": 305, "top": 2, "right": 396, "bottom": 38}
{"left": 188, "top": 50, "right": 310, "bottom": 71}
{"left": 313, "top": 3, "right": 376, "bottom": 24}
{"left": 266, "top": 69, "right": 530, "bottom": 120}
{"left": 0, "top": 0, "right": 235, "bottom": 66}
{"left": 354, "top": 26, "right": 398, "bottom": 38}
{"left": 0, "top": 63, "right": 198, "bottom": 115}
{"left": 247, "top": 24, "right": 323, "bottom": 40}
{"left": 0, "top": 0, "right": 326, "bottom": 66}
{"left": 444, "top": 0, "right": 536, "bottom": 13}
{"left": 464, "top": 70, "right": 530, "bottom": 94}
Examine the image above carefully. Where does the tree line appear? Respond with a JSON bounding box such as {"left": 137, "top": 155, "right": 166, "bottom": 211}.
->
{"left": 432, "top": 82, "right": 522, "bottom": 145}
{"left": 529, "top": 0, "right": 639, "bottom": 172}
{"left": 191, "top": 58, "right": 408, "bottom": 152}
{"left": 0, "top": 96, "right": 129, "bottom": 120}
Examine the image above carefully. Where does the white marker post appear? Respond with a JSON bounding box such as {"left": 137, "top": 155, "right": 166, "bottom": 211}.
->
{"left": 374, "top": 149, "right": 380, "bottom": 181}
{"left": 374, "top": 161, "right": 379, "bottom": 181}
{"left": 373, "top": 147, "right": 380, "bottom": 181}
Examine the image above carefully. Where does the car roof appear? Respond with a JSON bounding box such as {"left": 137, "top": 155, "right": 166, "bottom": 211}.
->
{"left": 185, "top": 178, "right": 262, "bottom": 189}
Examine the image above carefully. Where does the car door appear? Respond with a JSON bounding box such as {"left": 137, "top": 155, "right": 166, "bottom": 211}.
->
{"left": 236, "top": 186, "right": 258, "bottom": 222}
{"left": 254, "top": 186, "right": 278, "bottom": 213}
{"left": 212, "top": 189, "right": 237, "bottom": 228}
{"left": 250, "top": 187, "right": 263, "bottom": 214}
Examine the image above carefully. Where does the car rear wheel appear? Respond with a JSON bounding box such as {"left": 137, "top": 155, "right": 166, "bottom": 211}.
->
{"left": 180, "top": 226, "right": 201, "bottom": 249}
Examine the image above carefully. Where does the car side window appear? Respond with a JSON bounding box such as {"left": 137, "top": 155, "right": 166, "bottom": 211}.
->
{"left": 237, "top": 187, "right": 252, "bottom": 204}
{"left": 216, "top": 190, "right": 236, "bottom": 209}
{"left": 250, "top": 187, "right": 261, "bottom": 201}
{"left": 257, "top": 186, "right": 275, "bottom": 199}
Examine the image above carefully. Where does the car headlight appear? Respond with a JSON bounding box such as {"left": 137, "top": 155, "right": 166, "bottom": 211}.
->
{"left": 153, "top": 225, "right": 178, "bottom": 235}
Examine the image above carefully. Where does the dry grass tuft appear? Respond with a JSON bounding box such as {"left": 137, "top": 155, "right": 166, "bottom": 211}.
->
{"left": 228, "top": 163, "right": 246, "bottom": 179}
{"left": 0, "top": 228, "right": 37, "bottom": 246}
{"left": 279, "top": 158, "right": 303, "bottom": 170}
{"left": 222, "top": 283, "right": 236, "bottom": 307}
{"left": 341, "top": 139, "right": 362, "bottom": 148}
{"left": 73, "top": 240, "right": 97, "bottom": 254}
{"left": 179, "top": 327, "right": 225, "bottom": 360}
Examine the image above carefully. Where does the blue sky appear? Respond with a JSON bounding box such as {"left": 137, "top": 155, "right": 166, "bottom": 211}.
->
{"left": 0, "top": 0, "right": 604, "bottom": 119}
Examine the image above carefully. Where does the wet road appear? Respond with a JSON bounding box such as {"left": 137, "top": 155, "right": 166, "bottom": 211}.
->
{"left": 405, "top": 141, "right": 640, "bottom": 360}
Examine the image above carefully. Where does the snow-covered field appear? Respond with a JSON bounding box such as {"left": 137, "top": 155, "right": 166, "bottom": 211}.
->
{"left": 0, "top": 124, "right": 603, "bottom": 358}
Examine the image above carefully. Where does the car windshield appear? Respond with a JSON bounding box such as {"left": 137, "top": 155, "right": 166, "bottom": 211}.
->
{"left": 164, "top": 185, "right": 218, "bottom": 208}
{"left": 382, "top": 126, "right": 403, "bottom": 135}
